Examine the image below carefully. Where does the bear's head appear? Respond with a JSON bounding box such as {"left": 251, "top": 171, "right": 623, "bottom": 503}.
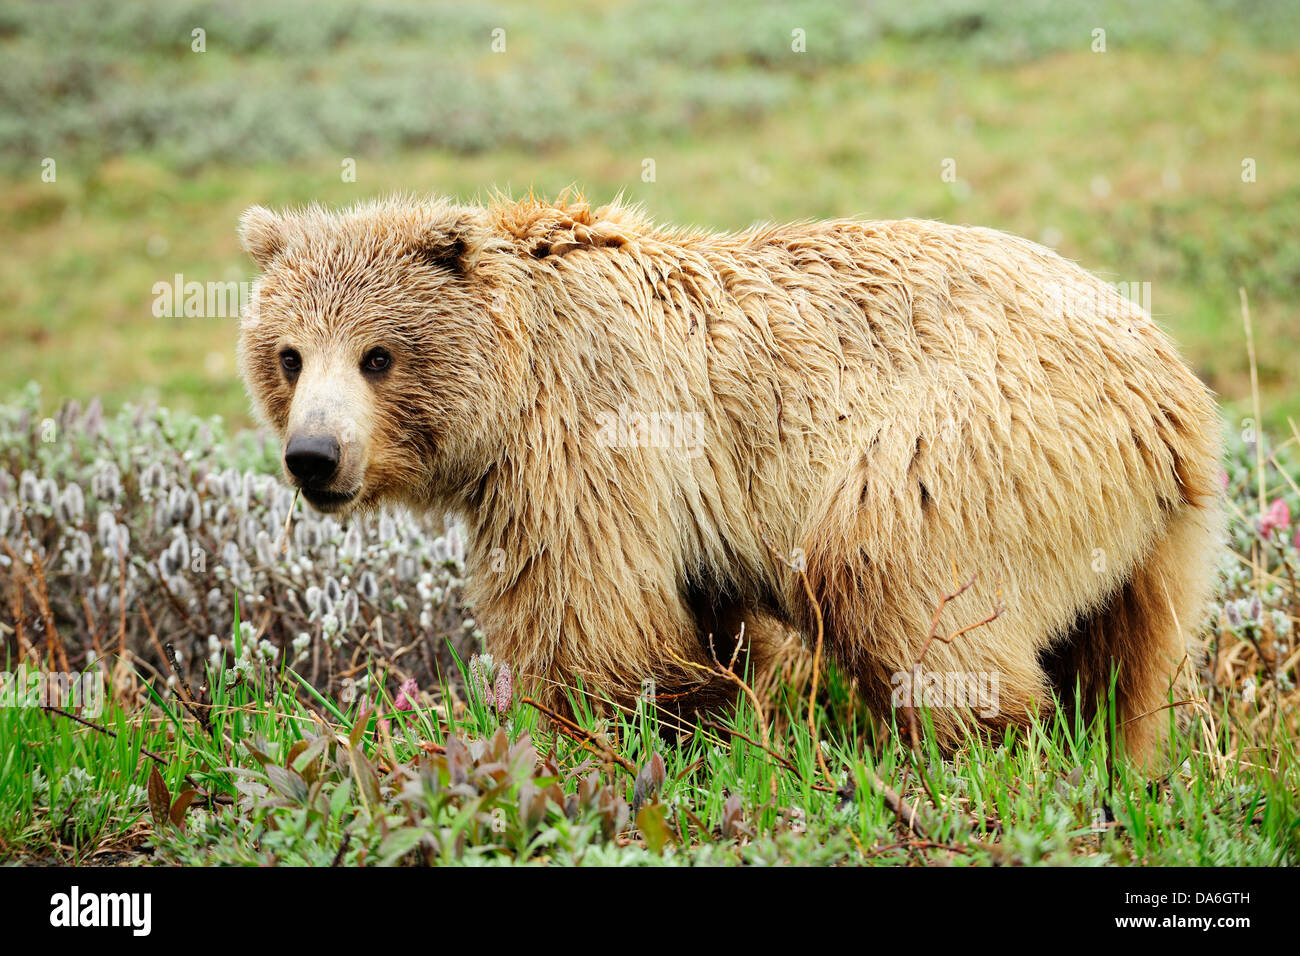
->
{"left": 237, "top": 199, "right": 515, "bottom": 515}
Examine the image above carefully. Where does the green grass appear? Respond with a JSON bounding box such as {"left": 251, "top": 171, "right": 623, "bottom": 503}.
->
{"left": 3, "top": 632, "right": 1295, "bottom": 866}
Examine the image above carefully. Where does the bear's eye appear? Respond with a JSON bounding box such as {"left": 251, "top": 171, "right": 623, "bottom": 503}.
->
{"left": 361, "top": 347, "right": 392, "bottom": 375}
{"left": 280, "top": 348, "right": 302, "bottom": 376}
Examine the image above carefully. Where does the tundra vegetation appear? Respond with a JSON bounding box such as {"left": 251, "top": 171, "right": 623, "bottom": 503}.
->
{"left": 0, "top": 387, "right": 1296, "bottom": 865}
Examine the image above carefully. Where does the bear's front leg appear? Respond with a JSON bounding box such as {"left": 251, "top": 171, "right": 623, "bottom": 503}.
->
{"left": 463, "top": 534, "right": 743, "bottom": 727}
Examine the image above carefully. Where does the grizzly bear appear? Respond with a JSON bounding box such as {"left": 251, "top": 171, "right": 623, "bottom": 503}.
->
{"left": 237, "top": 194, "right": 1223, "bottom": 766}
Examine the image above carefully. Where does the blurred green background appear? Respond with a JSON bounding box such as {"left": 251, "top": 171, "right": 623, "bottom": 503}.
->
{"left": 1, "top": 0, "right": 1297, "bottom": 429}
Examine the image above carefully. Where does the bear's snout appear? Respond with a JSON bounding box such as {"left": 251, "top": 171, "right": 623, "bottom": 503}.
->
{"left": 283, "top": 426, "right": 365, "bottom": 515}
{"left": 284, "top": 432, "right": 341, "bottom": 488}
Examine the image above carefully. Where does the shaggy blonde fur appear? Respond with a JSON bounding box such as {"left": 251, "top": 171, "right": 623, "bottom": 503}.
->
{"left": 239, "top": 194, "right": 1224, "bottom": 766}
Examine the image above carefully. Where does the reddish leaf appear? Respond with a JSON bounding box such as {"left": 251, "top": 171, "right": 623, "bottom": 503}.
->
{"left": 169, "top": 789, "right": 199, "bottom": 828}
{"left": 348, "top": 706, "right": 371, "bottom": 750}
{"left": 285, "top": 739, "right": 310, "bottom": 768}
{"left": 147, "top": 766, "right": 171, "bottom": 830}
{"left": 445, "top": 735, "right": 471, "bottom": 786}
{"left": 632, "top": 752, "right": 667, "bottom": 812}
{"left": 721, "top": 793, "right": 752, "bottom": 840}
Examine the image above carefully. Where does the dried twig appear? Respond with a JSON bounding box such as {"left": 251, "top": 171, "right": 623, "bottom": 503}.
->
{"left": 667, "top": 631, "right": 780, "bottom": 801}
{"left": 140, "top": 604, "right": 213, "bottom": 735}
{"left": 80, "top": 593, "right": 103, "bottom": 663}
{"left": 521, "top": 696, "right": 637, "bottom": 775}
{"left": 115, "top": 536, "right": 128, "bottom": 662}
{"left": 2, "top": 535, "right": 69, "bottom": 674}
{"left": 279, "top": 488, "right": 299, "bottom": 557}
{"left": 330, "top": 830, "right": 352, "bottom": 867}
{"left": 864, "top": 839, "right": 973, "bottom": 859}
{"left": 903, "top": 573, "right": 1004, "bottom": 751}
{"left": 41, "top": 704, "right": 167, "bottom": 767}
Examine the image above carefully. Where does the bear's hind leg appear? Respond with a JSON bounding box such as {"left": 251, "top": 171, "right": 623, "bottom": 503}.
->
{"left": 1039, "top": 505, "right": 1221, "bottom": 769}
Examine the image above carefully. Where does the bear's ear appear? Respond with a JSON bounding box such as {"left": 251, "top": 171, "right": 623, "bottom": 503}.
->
{"left": 239, "top": 206, "right": 286, "bottom": 269}
{"left": 411, "top": 214, "right": 485, "bottom": 276}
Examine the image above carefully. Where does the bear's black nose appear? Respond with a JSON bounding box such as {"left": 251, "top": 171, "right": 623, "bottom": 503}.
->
{"left": 284, "top": 434, "right": 341, "bottom": 488}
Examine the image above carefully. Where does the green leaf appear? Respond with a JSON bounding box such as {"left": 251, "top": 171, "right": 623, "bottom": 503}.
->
{"left": 329, "top": 779, "right": 353, "bottom": 822}
{"left": 347, "top": 747, "right": 382, "bottom": 814}
{"left": 283, "top": 667, "right": 349, "bottom": 722}
{"left": 266, "top": 764, "right": 309, "bottom": 804}
{"left": 378, "top": 827, "right": 425, "bottom": 866}
{"left": 637, "top": 803, "right": 671, "bottom": 856}
{"left": 242, "top": 738, "right": 274, "bottom": 766}
{"left": 292, "top": 735, "right": 330, "bottom": 781}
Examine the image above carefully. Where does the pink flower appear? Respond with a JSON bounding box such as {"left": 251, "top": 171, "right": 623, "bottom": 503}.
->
{"left": 494, "top": 663, "right": 513, "bottom": 714}
{"left": 394, "top": 678, "right": 419, "bottom": 712}
{"left": 468, "top": 654, "right": 494, "bottom": 703}
{"left": 1260, "top": 498, "right": 1291, "bottom": 538}
{"left": 1218, "top": 469, "right": 1229, "bottom": 491}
